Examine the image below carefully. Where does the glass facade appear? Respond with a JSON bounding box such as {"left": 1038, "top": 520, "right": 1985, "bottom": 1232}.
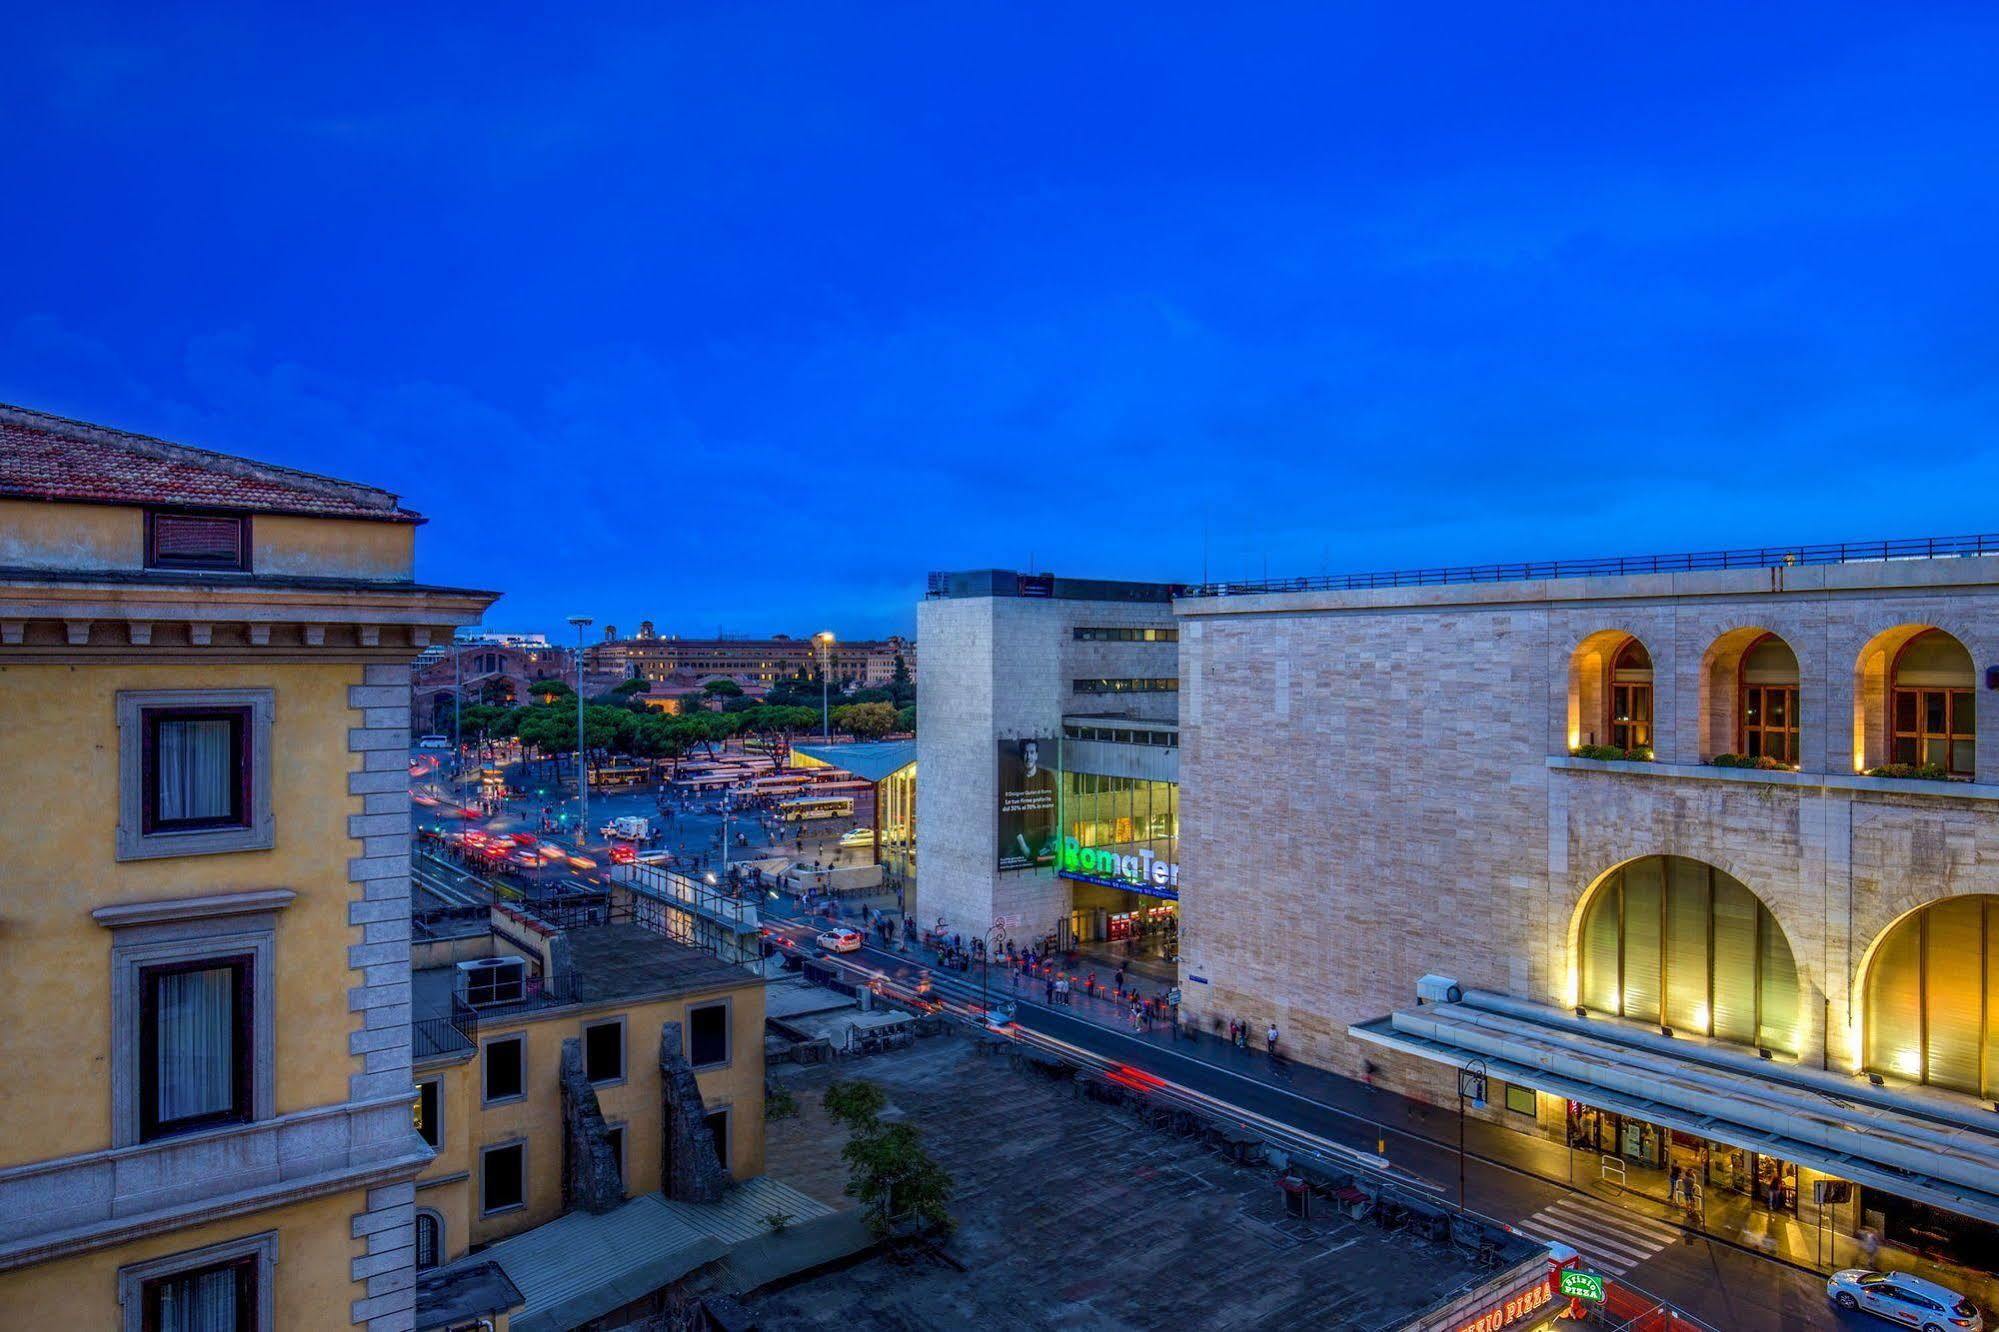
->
{"left": 1058, "top": 770, "right": 1178, "bottom": 891}
{"left": 1865, "top": 894, "right": 1999, "bottom": 1098}
{"left": 1578, "top": 856, "right": 1801, "bottom": 1053}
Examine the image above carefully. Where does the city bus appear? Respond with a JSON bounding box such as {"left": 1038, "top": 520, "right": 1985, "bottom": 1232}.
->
{"left": 779, "top": 796, "right": 855, "bottom": 822}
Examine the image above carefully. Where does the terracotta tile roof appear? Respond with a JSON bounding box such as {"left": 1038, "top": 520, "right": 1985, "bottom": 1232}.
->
{"left": 0, "top": 402, "right": 422, "bottom": 523}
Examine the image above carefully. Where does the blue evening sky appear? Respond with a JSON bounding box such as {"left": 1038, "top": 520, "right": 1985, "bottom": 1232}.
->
{"left": 5, "top": 4, "right": 1996, "bottom": 638}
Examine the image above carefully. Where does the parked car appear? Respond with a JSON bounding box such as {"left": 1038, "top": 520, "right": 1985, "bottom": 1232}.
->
{"left": 816, "top": 927, "right": 864, "bottom": 954}
{"left": 1828, "top": 1269, "right": 1982, "bottom": 1331}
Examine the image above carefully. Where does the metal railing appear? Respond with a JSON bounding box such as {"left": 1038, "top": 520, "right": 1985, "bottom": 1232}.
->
{"left": 1180, "top": 532, "right": 1999, "bottom": 599}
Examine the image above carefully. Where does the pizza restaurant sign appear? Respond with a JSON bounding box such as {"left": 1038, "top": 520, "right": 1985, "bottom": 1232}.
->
{"left": 1452, "top": 1276, "right": 1552, "bottom": 1332}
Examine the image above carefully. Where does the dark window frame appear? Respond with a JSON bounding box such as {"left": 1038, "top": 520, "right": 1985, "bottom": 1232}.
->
{"left": 687, "top": 1001, "right": 730, "bottom": 1069}
{"left": 1607, "top": 637, "right": 1653, "bottom": 751}
{"left": 583, "top": 1017, "right": 626, "bottom": 1086}
{"left": 1504, "top": 1083, "right": 1537, "bottom": 1116}
{"left": 705, "top": 1107, "right": 730, "bottom": 1169}
{"left": 415, "top": 1078, "right": 441, "bottom": 1148}
{"left": 140, "top": 1253, "right": 258, "bottom": 1331}
{"left": 140, "top": 706, "right": 252, "bottom": 836}
{"left": 482, "top": 1034, "right": 527, "bottom": 1105}
{"left": 137, "top": 953, "right": 255, "bottom": 1143}
{"left": 480, "top": 1141, "right": 527, "bottom": 1215}
{"left": 144, "top": 508, "right": 251, "bottom": 573}
{"left": 414, "top": 1211, "right": 442, "bottom": 1271}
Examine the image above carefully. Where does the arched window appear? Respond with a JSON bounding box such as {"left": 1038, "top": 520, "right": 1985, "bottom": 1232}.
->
{"left": 1890, "top": 630, "right": 1975, "bottom": 776}
{"left": 1577, "top": 856, "right": 1800, "bottom": 1052}
{"left": 1865, "top": 895, "right": 1999, "bottom": 1098}
{"left": 415, "top": 1211, "right": 441, "bottom": 1271}
{"left": 1738, "top": 634, "right": 1800, "bottom": 765}
{"left": 1608, "top": 638, "right": 1653, "bottom": 752}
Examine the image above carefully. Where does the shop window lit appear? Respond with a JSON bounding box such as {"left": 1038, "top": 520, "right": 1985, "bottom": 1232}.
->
{"left": 1608, "top": 637, "right": 1652, "bottom": 751}
{"left": 1889, "top": 630, "right": 1975, "bottom": 776}
{"left": 1576, "top": 856, "right": 1799, "bottom": 1053}
{"left": 1865, "top": 895, "right": 1999, "bottom": 1099}
{"left": 1504, "top": 1084, "right": 1536, "bottom": 1116}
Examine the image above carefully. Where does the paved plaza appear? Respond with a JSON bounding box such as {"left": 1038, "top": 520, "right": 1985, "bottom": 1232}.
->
{"left": 750, "top": 1034, "right": 1533, "bottom": 1331}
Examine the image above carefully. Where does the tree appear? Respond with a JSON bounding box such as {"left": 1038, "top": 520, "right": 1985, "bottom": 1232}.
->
{"left": 736, "top": 704, "right": 821, "bottom": 770}
{"left": 894, "top": 704, "right": 916, "bottom": 734}
{"left": 822, "top": 1078, "right": 953, "bottom": 1239}
{"left": 702, "top": 678, "right": 744, "bottom": 698}
{"left": 528, "top": 678, "right": 573, "bottom": 701}
{"left": 831, "top": 701, "right": 897, "bottom": 740}
{"left": 890, "top": 652, "right": 911, "bottom": 687}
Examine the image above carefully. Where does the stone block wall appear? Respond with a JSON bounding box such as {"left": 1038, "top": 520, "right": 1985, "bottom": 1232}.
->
{"left": 1177, "top": 559, "right": 1999, "bottom": 1087}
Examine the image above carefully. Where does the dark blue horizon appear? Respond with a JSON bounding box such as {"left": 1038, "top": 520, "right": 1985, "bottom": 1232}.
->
{"left": 5, "top": 3, "right": 1997, "bottom": 639}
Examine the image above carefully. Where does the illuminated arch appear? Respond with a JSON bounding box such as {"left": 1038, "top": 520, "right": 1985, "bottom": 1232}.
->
{"left": 1863, "top": 894, "right": 1999, "bottom": 1097}
{"left": 1698, "top": 628, "right": 1800, "bottom": 765}
{"left": 1852, "top": 625, "right": 1976, "bottom": 776}
{"left": 1575, "top": 855, "right": 1802, "bottom": 1053}
{"left": 1568, "top": 630, "right": 1653, "bottom": 753}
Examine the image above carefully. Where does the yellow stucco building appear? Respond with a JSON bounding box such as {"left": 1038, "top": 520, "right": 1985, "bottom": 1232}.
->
{"left": 0, "top": 404, "right": 495, "bottom": 1329}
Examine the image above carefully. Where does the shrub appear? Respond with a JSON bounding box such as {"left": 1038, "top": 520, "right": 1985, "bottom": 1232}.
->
{"left": 1865, "top": 763, "right": 1950, "bottom": 781}
{"left": 1572, "top": 744, "right": 1652, "bottom": 763}
{"left": 1711, "top": 754, "right": 1793, "bottom": 771}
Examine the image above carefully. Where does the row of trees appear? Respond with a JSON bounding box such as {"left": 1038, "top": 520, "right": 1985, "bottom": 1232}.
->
{"left": 445, "top": 676, "right": 910, "bottom": 774}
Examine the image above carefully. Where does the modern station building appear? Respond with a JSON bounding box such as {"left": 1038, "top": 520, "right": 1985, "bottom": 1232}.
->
{"left": 920, "top": 539, "right": 1999, "bottom": 1302}
{"left": 917, "top": 570, "right": 1184, "bottom": 955}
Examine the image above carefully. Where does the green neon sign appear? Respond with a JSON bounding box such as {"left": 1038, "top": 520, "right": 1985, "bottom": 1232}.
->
{"left": 1558, "top": 1269, "right": 1606, "bottom": 1302}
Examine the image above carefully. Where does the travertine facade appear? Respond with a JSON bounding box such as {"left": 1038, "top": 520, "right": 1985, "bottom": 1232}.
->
{"left": 1175, "top": 558, "right": 1999, "bottom": 1086}
{"left": 916, "top": 574, "right": 1178, "bottom": 942}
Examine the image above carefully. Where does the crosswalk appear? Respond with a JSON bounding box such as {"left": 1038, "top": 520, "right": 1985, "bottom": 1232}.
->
{"left": 1513, "top": 1193, "right": 1681, "bottom": 1275}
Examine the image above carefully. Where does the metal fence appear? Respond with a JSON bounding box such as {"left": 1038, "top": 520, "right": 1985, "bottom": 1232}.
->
{"left": 1178, "top": 532, "right": 1999, "bottom": 599}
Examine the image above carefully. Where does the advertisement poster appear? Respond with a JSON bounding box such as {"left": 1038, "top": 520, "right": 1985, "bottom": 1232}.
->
{"left": 997, "top": 736, "right": 1057, "bottom": 870}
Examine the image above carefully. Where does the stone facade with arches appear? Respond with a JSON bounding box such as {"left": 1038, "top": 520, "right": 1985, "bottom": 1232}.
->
{"left": 1177, "top": 555, "right": 1999, "bottom": 1092}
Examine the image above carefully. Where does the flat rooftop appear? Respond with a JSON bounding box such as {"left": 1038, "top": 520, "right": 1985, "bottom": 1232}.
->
{"left": 412, "top": 922, "right": 760, "bottom": 1035}
{"left": 750, "top": 1034, "right": 1540, "bottom": 1330}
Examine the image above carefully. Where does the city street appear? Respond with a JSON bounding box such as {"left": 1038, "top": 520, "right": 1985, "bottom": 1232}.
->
{"left": 757, "top": 905, "right": 1868, "bottom": 1332}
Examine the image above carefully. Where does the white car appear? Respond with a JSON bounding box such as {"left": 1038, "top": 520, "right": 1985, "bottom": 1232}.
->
{"left": 1828, "top": 1269, "right": 1982, "bottom": 1331}
{"left": 417, "top": 735, "right": 452, "bottom": 751}
{"left": 838, "top": 828, "right": 877, "bottom": 848}
{"left": 816, "top": 928, "right": 864, "bottom": 954}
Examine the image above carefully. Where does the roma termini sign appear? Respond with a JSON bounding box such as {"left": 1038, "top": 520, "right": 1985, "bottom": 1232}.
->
{"left": 1057, "top": 836, "right": 1180, "bottom": 899}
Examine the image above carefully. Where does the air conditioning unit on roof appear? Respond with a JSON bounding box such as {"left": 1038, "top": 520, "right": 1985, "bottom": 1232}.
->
{"left": 457, "top": 956, "right": 527, "bottom": 1007}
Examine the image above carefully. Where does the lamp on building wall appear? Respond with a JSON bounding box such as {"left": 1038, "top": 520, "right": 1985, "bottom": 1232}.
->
{"left": 1573, "top": 1006, "right": 1587, "bottom": 1019}
{"left": 1866, "top": 1071, "right": 1886, "bottom": 1087}
{"left": 1658, "top": 1025, "right": 1674, "bottom": 1038}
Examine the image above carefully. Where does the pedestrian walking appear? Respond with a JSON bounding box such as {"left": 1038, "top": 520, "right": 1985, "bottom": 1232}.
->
{"left": 1114, "top": 966, "right": 1125, "bottom": 995}
{"left": 1044, "top": 977, "right": 1056, "bottom": 1005}
{"left": 1266, "top": 1022, "right": 1279, "bottom": 1057}
{"left": 1129, "top": 1004, "right": 1143, "bottom": 1032}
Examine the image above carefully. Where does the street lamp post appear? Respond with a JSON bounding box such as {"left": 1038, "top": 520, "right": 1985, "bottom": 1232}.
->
{"left": 567, "top": 616, "right": 593, "bottom": 844}
{"left": 814, "top": 631, "right": 835, "bottom": 739}
{"left": 452, "top": 636, "right": 462, "bottom": 786}
{"left": 1457, "top": 1056, "right": 1487, "bottom": 1213}
{"left": 981, "top": 922, "right": 1007, "bottom": 1019}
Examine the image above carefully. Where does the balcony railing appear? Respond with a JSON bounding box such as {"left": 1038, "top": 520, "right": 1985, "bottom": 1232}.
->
{"left": 1179, "top": 532, "right": 1999, "bottom": 599}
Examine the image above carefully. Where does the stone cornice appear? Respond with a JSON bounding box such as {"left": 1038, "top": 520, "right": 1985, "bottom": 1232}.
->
{"left": 1547, "top": 754, "right": 1999, "bottom": 802}
{"left": 0, "top": 1093, "right": 431, "bottom": 1273}
{"left": 91, "top": 888, "right": 297, "bottom": 930}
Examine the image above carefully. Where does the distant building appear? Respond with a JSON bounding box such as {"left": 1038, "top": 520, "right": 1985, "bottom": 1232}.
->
{"left": 413, "top": 640, "right": 573, "bottom": 731}
{"left": 587, "top": 632, "right": 915, "bottom": 689}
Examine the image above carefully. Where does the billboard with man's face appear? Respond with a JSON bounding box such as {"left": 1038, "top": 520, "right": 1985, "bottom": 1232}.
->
{"left": 997, "top": 736, "right": 1057, "bottom": 870}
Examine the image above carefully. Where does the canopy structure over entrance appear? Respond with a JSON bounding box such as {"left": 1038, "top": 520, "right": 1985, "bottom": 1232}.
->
{"left": 1351, "top": 989, "right": 1999, "bottom": 1226}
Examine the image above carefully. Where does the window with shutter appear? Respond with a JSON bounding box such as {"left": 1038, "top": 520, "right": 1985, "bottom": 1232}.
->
{"left": 147, "top": 511, "right": 249, "bottom": 571}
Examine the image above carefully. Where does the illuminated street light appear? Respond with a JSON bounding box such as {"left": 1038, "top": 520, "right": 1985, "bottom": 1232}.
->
{"left": 814, "top": 630, "right": 835, "bottom": 740}
{"left": 567, "top": 615, "right": 593, "bottom": 842}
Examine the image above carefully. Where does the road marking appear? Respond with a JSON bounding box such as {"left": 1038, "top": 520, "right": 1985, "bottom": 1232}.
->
{"left": 1514, "top": 1193, "right": 1679, "bottom": 1275}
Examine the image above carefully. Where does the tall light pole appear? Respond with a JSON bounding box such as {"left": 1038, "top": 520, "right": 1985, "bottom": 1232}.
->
{"left": 452, "top": 635, "right": 463, "bottom": 783}
{"left": 568, "top": 615, "right": 593, "bottom": 842}
{"left": 814, "top": 630, "right": 835, "bottom": 740}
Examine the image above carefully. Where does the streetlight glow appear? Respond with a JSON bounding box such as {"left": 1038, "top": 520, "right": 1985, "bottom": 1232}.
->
{"left": 815, "top": 630, "right": 835, "bottom": 740}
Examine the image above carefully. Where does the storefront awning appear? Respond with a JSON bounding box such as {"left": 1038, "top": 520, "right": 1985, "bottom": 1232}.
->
{"left": 1351, "top": 990, "right": 1999, "bottom": 1227}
